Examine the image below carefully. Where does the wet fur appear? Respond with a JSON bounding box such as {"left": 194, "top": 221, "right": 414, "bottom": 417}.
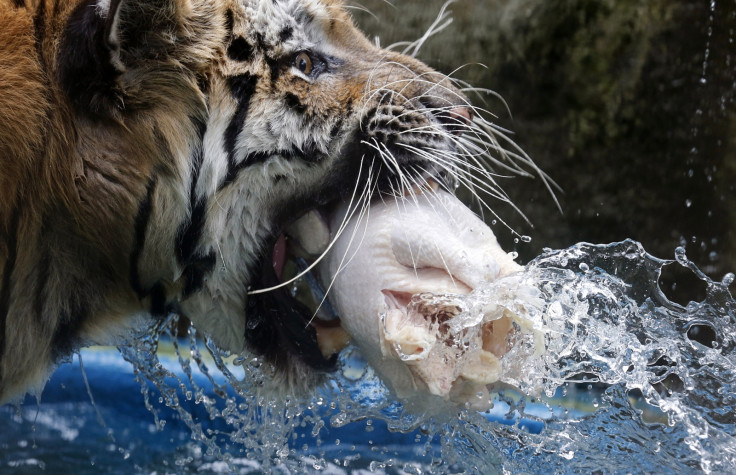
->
{"left": 0, "top": 0, "right": 494, "bottom": 402}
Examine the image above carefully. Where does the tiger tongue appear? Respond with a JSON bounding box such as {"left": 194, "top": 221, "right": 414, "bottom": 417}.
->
{"left": 272, "top": 234, "right": 287, "bottom": 280}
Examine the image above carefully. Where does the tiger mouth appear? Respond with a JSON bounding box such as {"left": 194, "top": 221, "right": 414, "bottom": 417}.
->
{"left": 270, "top": 178, "right": 443, "bottom": 359}
{"left": 246, "top": 124, "right": 454, "bottom": 372}
{"left": 243, "top": 203, "right": 347, "bottom": 370}
{"left": 240, "top": 119, "right": 454, "bottom": 371}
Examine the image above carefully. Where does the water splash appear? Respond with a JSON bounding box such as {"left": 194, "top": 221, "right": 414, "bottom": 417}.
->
{"left": 498, "top": 240, "right": 736, "bottom": 473}
{"left": 107, "top": 240, "right": 736, "bottom": 473}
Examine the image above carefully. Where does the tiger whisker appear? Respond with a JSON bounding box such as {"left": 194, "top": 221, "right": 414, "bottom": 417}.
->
{"left": 394, "top": 123, "right": 521, "bottom": 182}
{"left": 400, "top": 144, "right": 527, "bottom": 229}
{"left": 400, "top": 142, "right": 514, "bottom": 203}
{"left": 248, "top": 155, "right": 373, "bottom": 295}
{"left": 308, "top": 167, "right": 377, "bottom": 326}
{"left": 388, "top": 0, "right": 457, "bottom": 58}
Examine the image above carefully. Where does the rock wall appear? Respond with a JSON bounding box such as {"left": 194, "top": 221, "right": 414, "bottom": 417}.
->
{"left": 352, "top": 0, "right": 736, "bottom": 298}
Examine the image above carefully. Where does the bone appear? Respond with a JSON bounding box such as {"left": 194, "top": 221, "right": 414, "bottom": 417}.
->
{"left": 319, "top": 189, "right": 542, "bottom": 407}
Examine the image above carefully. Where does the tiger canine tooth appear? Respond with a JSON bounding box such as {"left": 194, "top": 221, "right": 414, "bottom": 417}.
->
{"left": 285, "top": 210, "right": 331, "bottom": 256}
{"left": 321, "top": 190, "right": 540, "bottom": 405}
{"left": 313, "top": 320, "right": 351, "bottom": 359}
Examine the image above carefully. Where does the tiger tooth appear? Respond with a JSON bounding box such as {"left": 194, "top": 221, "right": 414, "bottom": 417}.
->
{"left": 314, "top": 321, "right": 350, "bottom": 359}
{"left": 285, "top": 209, "right": 331, "bottom": 257}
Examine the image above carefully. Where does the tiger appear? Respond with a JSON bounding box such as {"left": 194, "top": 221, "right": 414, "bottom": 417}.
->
{"left": 0, "top": 0, "right": 495, "bottom": 403}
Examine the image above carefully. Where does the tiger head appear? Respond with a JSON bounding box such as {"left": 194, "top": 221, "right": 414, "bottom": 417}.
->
{"left": 1, "top": 0, "right": 497, "bottom": 398}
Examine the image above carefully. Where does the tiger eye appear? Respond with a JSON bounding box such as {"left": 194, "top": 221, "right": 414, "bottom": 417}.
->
{"left": 295, "top": 52, "right": 313, "bottom": 75}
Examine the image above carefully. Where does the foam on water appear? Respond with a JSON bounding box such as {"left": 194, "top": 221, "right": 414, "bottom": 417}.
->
{"left": 70, "top": 240, "right": 735, "bottom": 472}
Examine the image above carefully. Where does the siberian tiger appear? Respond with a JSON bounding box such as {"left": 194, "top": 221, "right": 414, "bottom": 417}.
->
{"left": 0, "top": 0, "right": 493, "bottom": 402}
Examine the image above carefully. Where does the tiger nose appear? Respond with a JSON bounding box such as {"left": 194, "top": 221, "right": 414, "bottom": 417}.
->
{"left": 449, "top": 106, "right": 473, "bottom": 126}
{"left": 445, "top": 106, "right": 473, "bottom": 135}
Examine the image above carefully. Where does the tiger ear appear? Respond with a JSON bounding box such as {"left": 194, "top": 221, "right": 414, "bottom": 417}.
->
{"left": 57, "top": 0, "right": 126, "bottom": 116}
{"left": 57, "top": 0, "right": 182, "bottom": 117}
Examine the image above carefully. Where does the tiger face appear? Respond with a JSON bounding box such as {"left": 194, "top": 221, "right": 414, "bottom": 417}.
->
{"left": 0, "top": 0, "right": 484, "bottom": 400}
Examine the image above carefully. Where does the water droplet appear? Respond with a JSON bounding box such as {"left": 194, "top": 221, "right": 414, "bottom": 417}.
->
{"left": 675, "top": 246, "right": 689, "bottom": 266}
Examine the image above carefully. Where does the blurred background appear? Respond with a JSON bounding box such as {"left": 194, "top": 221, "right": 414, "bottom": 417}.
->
{"left": 351, "top": 0, "right": 736, "bottom": 302}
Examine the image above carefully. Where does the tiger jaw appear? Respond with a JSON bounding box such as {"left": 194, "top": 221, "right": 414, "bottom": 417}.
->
{"left": 275, "top": 179, "right": 444, "bottom": 359}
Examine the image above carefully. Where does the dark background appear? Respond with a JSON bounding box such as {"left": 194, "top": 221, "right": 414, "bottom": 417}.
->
{"left": 352, "top": 0, "right": 736, "bottom": 301}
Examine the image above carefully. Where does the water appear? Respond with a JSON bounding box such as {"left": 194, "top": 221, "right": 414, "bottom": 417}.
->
{"left": 488, "top": 240, "right": 736, "bottom": 473}
{"left": 2, "top": 239, "right": 733, "bottom": 473}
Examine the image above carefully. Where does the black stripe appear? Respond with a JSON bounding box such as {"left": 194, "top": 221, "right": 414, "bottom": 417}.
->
{"left": 227, "top": 37, "right": 254, "bottom": 62}
{"left": 222, "top": 150, "right": 273, "bottom": 187}
{"left": 129, "top": 178, "right": 157, "bottom": 296}
{"left": 149, "top": 283, "right": 167, "bottom": 317}
{"left": 0, "top": 207, "right": 20, "bottom": 370}
{"left": 182, "top": 251, "right": 216, "bottom": 298}
{"left": 255, "top": 32, "right": 267, "bottom": 51}
{"left": 57, "top": 0, "right": 122, "bottom": 115}
{"left": 32, "top": 0, "right": 46, "bottom": 56}
{"left": 279, "top": 26, "right": 293, "bottom": 42}
{"left": 225, "top": 9, "right": 234, "bottom": 35}
{"left": 12, "top": 0, "right": 25, "bottom": 8}
{"left": 176, "top": 199, "right": 207, "bottom": 265}
{"left": 268, "top": 58, "right": 281, "bottom": 85}
{"left": 175, "top": 119, "right": 208, "bottom": 265}
{"left": 222, "top": 74, "right": 257, "bottom": 187}
{"left": 344, "top": 98, "right": 353, "bottom": 117}
{"left": 284, "top": 93, "right": 305, "bottom": 113}
{"left": 221, "top": 145, "right": 324, "bottom": 191}
{"left": 329, "top": 118, "right": 343, "bottom": 140}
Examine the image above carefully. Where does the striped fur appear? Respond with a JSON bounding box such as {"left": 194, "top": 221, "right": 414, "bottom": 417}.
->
{"left": 0, "top": 0, "right": 475, "bottom": 402}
